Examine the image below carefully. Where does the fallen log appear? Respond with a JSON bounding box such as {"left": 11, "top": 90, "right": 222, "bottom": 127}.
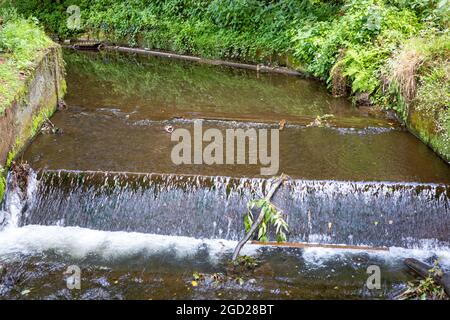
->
{"left": 404, "top": 258, "right": 450, "bottom": 297}
{"left": 101, "top": 45, "right": 303, "bottom": 76}
{"left": 250, "top": 241, "right": 389, "bottom": 252}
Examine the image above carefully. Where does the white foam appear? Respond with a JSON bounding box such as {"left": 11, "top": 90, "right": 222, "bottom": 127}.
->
{"left": 301, "top": 245, "right": 450, "bottom": 269}
{"left": 2, "top": 188, "right": 23, "bottom": 229}
{"left": 0, "top": 225, "right": 258, "bottom": 262}
{"left": 1, "top": 170, "right": 38, "bottom": 229}
{"left": 0, "top": 225, "right": 449, "bottom": 269}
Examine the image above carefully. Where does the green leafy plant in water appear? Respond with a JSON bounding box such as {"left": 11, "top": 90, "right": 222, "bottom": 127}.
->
{"left": 232, "top": 255, "right": 259, "bottom": 269}
{"left": 398, "top": 261, "right": 449, "bottom": 300}
{"left": 244, "top": 198, "right": 288, "bottom": 243}
{"left": 191, "top": 255, "right": 260, "bottom": 289}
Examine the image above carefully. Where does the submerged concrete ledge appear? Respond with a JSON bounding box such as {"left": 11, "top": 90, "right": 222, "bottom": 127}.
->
{"left": 0, "top": 44, "right": 66, "bottom": 200}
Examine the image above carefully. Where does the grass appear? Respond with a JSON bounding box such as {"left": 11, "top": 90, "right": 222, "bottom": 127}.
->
{"left": 383, "top": 33, "right": 450, "bottom": 160}
{"left": 0, "top": 9, "right": 53, "bottom": 113}
{"left": 388, "top": 33, "right": 449, "bottom": 104}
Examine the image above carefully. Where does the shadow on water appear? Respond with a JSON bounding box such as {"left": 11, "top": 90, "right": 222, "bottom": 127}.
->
{"left": 62, "top": 50, "right": 394, "bottom": 127}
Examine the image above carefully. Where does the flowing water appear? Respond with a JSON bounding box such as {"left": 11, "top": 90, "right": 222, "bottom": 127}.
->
{"left": 1, "top": 50, "right": 450, "bottom": 299}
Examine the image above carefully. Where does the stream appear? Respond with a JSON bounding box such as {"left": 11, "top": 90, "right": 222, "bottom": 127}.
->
{"left": 1, "top": 50, "right": 449, "bottom": 299}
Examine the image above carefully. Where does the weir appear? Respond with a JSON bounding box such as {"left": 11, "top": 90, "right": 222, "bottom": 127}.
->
{"left": 1, "top": 49, "right": 450, "bottom": 300}
{"left": 2, "top": 49, "right": 450, "bottom": 253}
{"left": 2, "top": 169, "right": 449, "bottom": 250}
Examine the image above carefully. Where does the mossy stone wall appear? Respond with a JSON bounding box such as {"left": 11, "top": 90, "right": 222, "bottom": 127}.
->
{"left": 0, "top": 44, "right": 66, "bottom": 200}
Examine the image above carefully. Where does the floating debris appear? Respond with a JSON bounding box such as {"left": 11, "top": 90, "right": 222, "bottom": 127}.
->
{"left": 41, "top": 118, "right": 62, "bottom": 134}
{"left": 20, "top": 289, "right": 31, "bottom": 296}
{"left": 164, "top": 125, "right": 174, "bottom": 133}
{"left": 307, "top": 114, "right": 335, "bottom": 127}
{"left": 57, "top": 99, "right": 67, "bottom": 111}
{"left": 10, "top": 162, "right": 32, "bottom": 195}
{"left": 397, "top": 258, "right": 450, "bottom": 300}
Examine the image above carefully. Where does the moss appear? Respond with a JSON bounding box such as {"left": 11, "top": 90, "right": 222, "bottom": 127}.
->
{"left": 414, "top": 56, "right": 450, "bottom": 161}
{"left": 5, "top": 95, "right": 59, "bottom": 168}
{"left": 0, "top": 165, "right": 5, "bottom": 201}
{"left": 31, "top": 102, "right": 55, "bottom": 136}
{"left": 409, "top": 109, "right": 450, "bottom": 163}
{"left": 1, "top": 35, "right": 65, "bottom": 176}
{"left": 383, "top": 33, "right": 450, "bottom": 163}
{"left": 409, "top": 108, "right": 449, "bottom": 161}
{"left": 1, "top": 80, "right": 62, "bottom": 202}
{"left": 5, "top": 149, "right": 16, "bottom": 168}
{"left": 3, "top": 47, "right": 65, "bottom": 168}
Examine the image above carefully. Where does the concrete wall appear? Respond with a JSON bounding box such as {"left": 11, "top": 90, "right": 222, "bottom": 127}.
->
{"left": 0, "top": 44, "right": 66, "bottom": 199}
{"left": 407, "top": 105, "right": 450, "bottom": 164}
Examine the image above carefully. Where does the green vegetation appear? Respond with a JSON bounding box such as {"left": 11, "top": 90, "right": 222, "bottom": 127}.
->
{"left": 233, "top": 175, "right": 287, "bottom": 261}
{"left": 244, "top": 198, "right": 289, "bottom": 243}
{"left": 398, "top": 262, "right": 449, "bottom": 300}
{"left": 0, "top": 166, "right": 5, "bottom": 200}
{"left": 4, "top": 0, "right": 449, "bottom": 160}
{"left": 5, "top": 0, "right": 340, "bottom": 62}
{"left": 387, "top": 33, "right": 450, "bottom": 160}
{"left": 0, "top": 8, "right": 53, "bottom": 113}
{"left": 5, "top": 102, "right": 58, "bottom": 170}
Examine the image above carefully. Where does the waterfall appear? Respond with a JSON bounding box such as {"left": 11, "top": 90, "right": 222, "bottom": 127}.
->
{"left": 0, "top": 169, "right": 38, "bottom": 230}
{"left": 4, "top": 169, "right": 449, "bottom": 250}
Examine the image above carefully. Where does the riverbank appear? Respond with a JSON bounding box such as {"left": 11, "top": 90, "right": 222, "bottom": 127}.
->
{"left": 6, "top": 0, "right": 449, "bottom": 162}
{"left": 0, "top": 11, "right": 66, "bottom": 199}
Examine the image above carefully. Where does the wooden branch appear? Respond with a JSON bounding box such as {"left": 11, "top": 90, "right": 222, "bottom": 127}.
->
{"left": 231, "top": 174, "right": 286, "bottom": 261}
{"left": 404, "top": 258, "right": 450, "bottom": 297}
{"left": 250, "top": 241, "right": 388, "bottom": 252}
